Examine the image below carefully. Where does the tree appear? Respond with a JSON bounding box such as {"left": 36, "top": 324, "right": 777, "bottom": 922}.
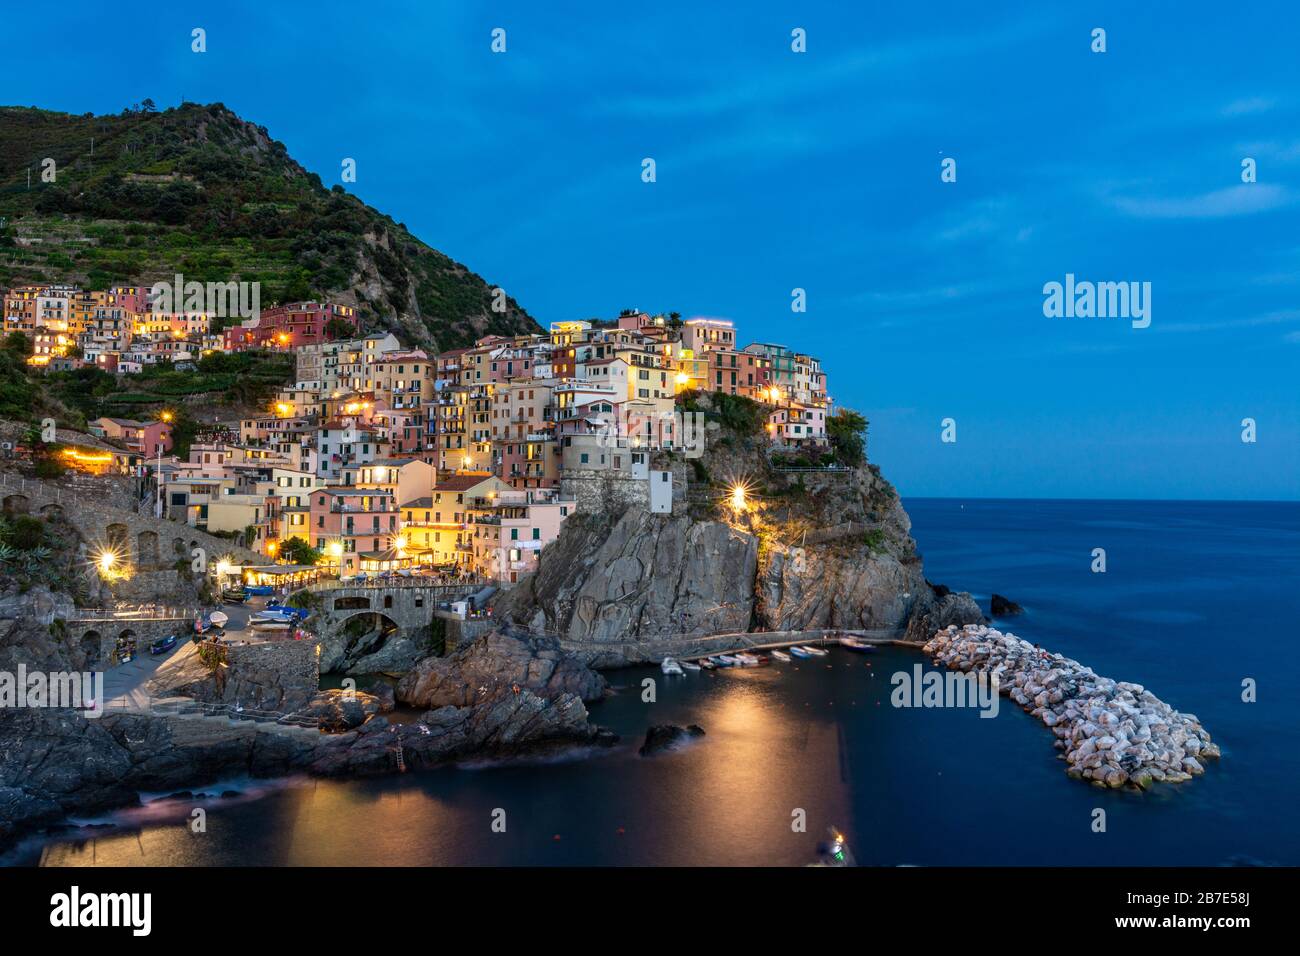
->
{"left": 827, "top": 408, "right": 868, "bottom": 466}
{"left": 141, "top": 98, "right": 157, "bottom": 113}
{"left": 324, "top": 317, "right": 354, "bottom": 340}
{"left": 3, "top": 331, "right": 31, "bottom": 357}
{"left": 278, "top": 536, "right": 322, "bottom": 566}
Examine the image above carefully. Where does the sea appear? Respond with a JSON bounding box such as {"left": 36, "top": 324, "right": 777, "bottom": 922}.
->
{"left": 12, "top": 498, "right": 1299, "bottom": 866}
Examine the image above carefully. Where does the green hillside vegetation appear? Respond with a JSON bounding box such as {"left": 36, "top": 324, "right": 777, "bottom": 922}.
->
{"left": 0, "top": 101, "right": 540, "bottom": 349}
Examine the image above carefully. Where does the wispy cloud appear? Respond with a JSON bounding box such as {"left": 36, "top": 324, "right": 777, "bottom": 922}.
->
{"left": 1221, "top": 96, "right": 1276, "bottom": 117}
{"left": 1110, "top": 184, "right": 1291, "bottom": 219}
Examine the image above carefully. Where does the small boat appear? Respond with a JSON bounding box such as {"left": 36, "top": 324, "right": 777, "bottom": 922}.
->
{"left": 698, "top": 658, "right": 717, "bottom": 670}
{"left": 770, "top": 649, "right": 791, "bottom": 662}
{"left": 838, "top": 636, "right": 877, "bottom": 652}
{"left": 802, "top": 645, "right": 829, "bottom": 657}
{"left": 680, "top": 660, "right": 702, "bottom": 671}
{"left": 661, "top": 657, "right": 685, "bottom": 676}
{"left": 252, "top": 620, "right": 292, "bottom": 632}
{"left": 734, "top": 653, "right": 760, "bottom": 667}
{"left": 808, "top": 827, "right": 856, "bottom": 867}
{"left": 788, "top": 646, "right": 812, "bottom": 659}
{"left": 250, "top": 611, "right": 295, "bottom": 624}
{"left": 714, "top": 655, "right": 739, "bottom": 667}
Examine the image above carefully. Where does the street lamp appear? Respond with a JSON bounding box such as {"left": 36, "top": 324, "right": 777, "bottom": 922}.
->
{"left": 730, "top": 483, "right": 748, "bottom": 512}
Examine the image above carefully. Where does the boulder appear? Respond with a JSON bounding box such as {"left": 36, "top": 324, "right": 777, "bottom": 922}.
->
{"left": 397, "top": 630, "right": 606, "bottom": 709}
{"left": 990, "top": 593, "right": 1024, "bottom": 616}
{"left": 638, "top": 724, "right": 706, "bottom": 757}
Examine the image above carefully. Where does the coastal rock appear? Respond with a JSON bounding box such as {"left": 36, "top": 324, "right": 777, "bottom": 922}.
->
{"left": 496, "top": 452, "right": 962, "bottom": 664}
{"left": 990, "top": 593, "right": 1024, "bottom": 616}
{"left": 922, "top": 624, "right": 1219, "bottom": 790}
{"left": 396, "top": 630, "right": 607, "bottom": 709}
{"left": 298, "top": 688, "right": 386, "bottom": 732}
{"left": 638, "top": 723, "right": 706, "bottom": 756}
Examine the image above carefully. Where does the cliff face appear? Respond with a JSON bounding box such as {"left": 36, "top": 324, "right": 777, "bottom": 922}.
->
{"left": 497, "top": 424, "right": 982, "bottom": 661}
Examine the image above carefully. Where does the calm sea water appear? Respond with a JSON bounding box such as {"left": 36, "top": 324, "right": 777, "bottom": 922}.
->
{"left": 16, "top": 498, "right": 1300, "bottom": 866}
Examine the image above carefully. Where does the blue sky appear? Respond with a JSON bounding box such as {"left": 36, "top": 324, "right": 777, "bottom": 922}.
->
{"left": 6, "top": 1, "right": 1298, "bottom": 499}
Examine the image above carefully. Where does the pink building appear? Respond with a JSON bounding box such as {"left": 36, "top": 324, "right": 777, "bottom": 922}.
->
{"left": 88, "top": 417, "right": 173, "bottom": 456}
{"left": 223, "top": 301, "right": 359, "bottom": 351}
{"left": 468, "top": 490, "right": 577, "bottom": 583}
{"left": 308, "top": 487, "right": 399, "bottom": 576}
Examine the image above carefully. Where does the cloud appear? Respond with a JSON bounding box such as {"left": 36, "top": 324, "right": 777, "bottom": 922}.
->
{"left": 1110, "top": 184, "right": 1291, "bottom": 219}
{"left": 1221, "top": 96, "right": 1276, "bottom": 117}
{"left": 1154, "top": 308, "right": 1300, "bottom": 335}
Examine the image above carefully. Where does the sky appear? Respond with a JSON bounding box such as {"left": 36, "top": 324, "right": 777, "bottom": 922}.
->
{"left": 4, "top": 1, "right": 1298, "bottom": 499}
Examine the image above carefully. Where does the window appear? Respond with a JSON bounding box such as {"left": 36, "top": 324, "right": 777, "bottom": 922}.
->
{"left": 532, "top": 528, "right": 540, "bottom": 540}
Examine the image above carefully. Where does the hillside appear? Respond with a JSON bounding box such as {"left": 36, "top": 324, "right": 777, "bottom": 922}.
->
{"left": 0, "top": 102, "right": 540, "bottom": 350}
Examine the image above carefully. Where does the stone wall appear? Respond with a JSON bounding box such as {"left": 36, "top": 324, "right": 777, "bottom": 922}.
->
{"left": 63, "top": 619, "right": 186, "bottom": 669}
{"left": 0, "top": 473, "right": 261, "bottom": 572}
{"left": 223, "top": 637, "right": 320, "bottom": 710}
{"left": 560, "top": 471, "right": 650, "bottom": 513}
{"left": 441, "top": 615, "right": 495, "bottom": 653}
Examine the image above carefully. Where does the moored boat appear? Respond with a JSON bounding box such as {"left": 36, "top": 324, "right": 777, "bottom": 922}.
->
{"left": 770, "top": 649, "right": 791, "bottom": 662}
{"left": 802, "top": 644, "right": 829, "bottom": 657}
{"left": 788, "top": 646, "right": 812, "bottom": 659}
{"left": 734, "top": 653, "right": 760, "bottom": 667}
{"left": 698, "top": 658, "right": 717, "bottom": 670}
{"left": 680, "top": 660, "right": 701, "bottom": 671}
{"left": 715, "top": 655, "right": 739, "bottom": 666}
{"left": 838, "top": 636, "right": 877, "bottom": 652}
{"left": 661, "top": 657, "right": 684, "bottom": 675}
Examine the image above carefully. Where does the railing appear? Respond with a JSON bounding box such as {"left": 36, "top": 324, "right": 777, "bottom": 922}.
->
{"left": 73, "top": 605, "right": 198, "bottom": 622}
{"left": 299, "top": 576, "right": 487, "bottom": 593}
{"left": 102, "top": 697, "right": 320, "bottom": 728}
{"left": 498, "top": 623, "right": 906, "bottom": 660}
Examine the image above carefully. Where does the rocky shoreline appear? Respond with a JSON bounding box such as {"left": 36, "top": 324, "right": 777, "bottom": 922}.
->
{"left": 0, "top": 631, "right": 616, "bottom": 851}
{"left": 923, "top": 624, "right": 1220, "bottom": 788}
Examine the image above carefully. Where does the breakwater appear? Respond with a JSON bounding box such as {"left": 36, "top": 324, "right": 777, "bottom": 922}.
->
{"left": 923, "top": 624, "right": 1221, "bottom": 788}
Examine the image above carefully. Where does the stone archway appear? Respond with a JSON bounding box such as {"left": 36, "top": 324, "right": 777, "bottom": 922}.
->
{"left": 80, "top": 630, "right": 103, "bottom": 668}
{"left": 335, "top": 611, "right": 402, "bottom": 663}
{"left": 39, "top": 503, "right": 63, "bottom": 519}
{"left": 114, "top": 629, "right": 137, "bottom": 665}
{"left": 333, "top": 595, "right": 371, "bottom": 611}
{"left": 173, "top": 537, "right": 187, "bottom": 557}
{"left": 2, "top": 493, "right": 29, "bottom": 515}
{"left": 106, "top": 523, "right": 131, "bottom": 562}
{"left": 137, "top": 530, "right": 160, "bottom": 567}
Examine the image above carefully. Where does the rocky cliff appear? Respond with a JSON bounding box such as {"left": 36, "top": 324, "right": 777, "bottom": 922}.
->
{"left": 497, "top": 401, "right": 981, "bottom": 661}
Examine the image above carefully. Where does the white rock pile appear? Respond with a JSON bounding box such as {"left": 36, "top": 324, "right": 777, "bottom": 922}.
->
{"left": 923, "top": 624, "right": 1221, "bottom": 788}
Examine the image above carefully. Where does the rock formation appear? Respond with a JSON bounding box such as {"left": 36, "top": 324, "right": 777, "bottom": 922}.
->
{"left": 638, "top": 723, "right": 705, "bottom": 756}
{"left": 991, "top": 593, "right": 1024, "bottom": 616}
{"left": 0, "top": 630, "right": 611, "bottom": 850}
{"left": 923, "top": 624, "right": 1221, "bottom": 788}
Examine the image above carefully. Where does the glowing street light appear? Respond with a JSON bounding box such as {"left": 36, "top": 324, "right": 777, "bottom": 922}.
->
{"left": 97, "top": 550, "right": 117, "bottom": 573}
{"left": 730, "top": 483, "right": 748, "bottom": 512}
{"left": 160, "top": 410, "right": 174, "bottom": 423}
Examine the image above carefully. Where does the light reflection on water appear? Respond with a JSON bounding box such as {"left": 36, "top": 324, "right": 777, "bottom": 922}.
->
{"left": 17, "top": 500, "right": 1300, "bottom": 867}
